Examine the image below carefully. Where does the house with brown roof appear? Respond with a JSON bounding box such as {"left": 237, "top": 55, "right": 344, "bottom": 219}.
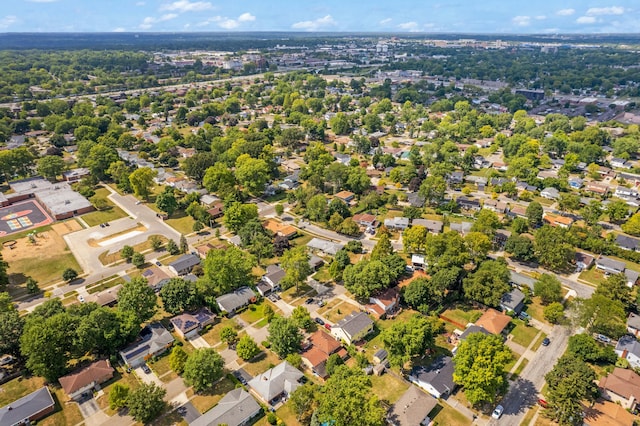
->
{"left": 263, "top": 219, "right": 298, "bottom": 239}
{"left": 85, "top": 285, "right": 122, "bottom": 307}
{"left": 543, "top": 213, "right": 574, "bottom": 228}
{"left": 387, "top": 385, "right": 438, "bottom": 426}
{"left": 301, "top": 330, "right": 348, "bottom": 379}
{"left": 599, "top": 367, "right": 640, "bottom": 410}
{"left": 583, "top": 400, "right": 637, "bottom": 426}
{"left": 366, "top": 287, "right": 400, "bottom": 319}
{"left": 586, "top": 182, "right": 610, "bottom": 196}
{"left": 206, "top": 200, "right": 225, "bottom": 219}
{"left": 334, "top": 190, "right": 356, "bottom": 205}
{"left": 352, "top": 213, "right": 378, "bottom": 229}
{"left": 475, "top": 309, "right": 511, "bottom": 335}
{"left": 58, "top": 360, "right": 115, "bottom": 401}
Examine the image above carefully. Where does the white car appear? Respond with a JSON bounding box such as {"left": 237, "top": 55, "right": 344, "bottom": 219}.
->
{"left": 77, "top": 295, "right": 85, "bottom": 303}
{"left": 491, "top": 405, "right": 504, "bottom": 419}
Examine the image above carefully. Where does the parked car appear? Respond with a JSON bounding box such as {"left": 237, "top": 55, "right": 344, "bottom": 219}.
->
{"left": 77, "top": 295, "right": 85, "bottom": 303}
{"left": 0, "top": 355, "right": 15, "bottom": 366}
{"left": 317, "top": 300, "right": 325, "bottom": 307}
{"left": 314, "top": 317, "right": 325, "bottom": 326}
{"left": 538, "top": 399, "right": 548, "bottom": 408}
{"left": 541, "top": 338, "right": 550, "bottom": 346}
{"left": 518, "top": 312, "right": 530, "bottom": 321}
{"left": 141, "top": 364, "right": 151, "bottom": 374}
{"left": 305, "top": 298, "right": 314, "bottom": 304}
{"left": 324, "top": 323, "right": 332, "bottom": 330}
{"left": 155, "top": 261, "right": 162, "bottom": 266}
{"left": 491, "top": 405, "right": 504, "bottom": 419}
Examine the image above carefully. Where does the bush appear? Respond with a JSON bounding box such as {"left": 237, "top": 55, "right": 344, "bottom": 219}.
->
{"left": 267, "top": 412, "right": 278, "bottom": 425}
{"left": 543, "top": 302, "right": 564, "bottom": 324}
{"left": 261, "top": 340, "right": 271, "bottom": 349}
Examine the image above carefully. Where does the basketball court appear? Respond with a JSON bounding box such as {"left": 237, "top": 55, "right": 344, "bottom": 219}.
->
{"left": 0, "top": 200, "right": 53, "bottom": 237}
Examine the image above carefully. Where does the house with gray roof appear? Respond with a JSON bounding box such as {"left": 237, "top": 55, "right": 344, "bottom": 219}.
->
{"left": 628, "top": 313, "right": 640, "bottom": 337}
{"left": 500, "top": 288, "right": 526, "bottom": 314}
{"left": 412, "top": 219, "right": 443, "bottom": 234}
{"left": 616, "top": 234, "right": 640, "bottom": 252}
{"left": 408, "top": 356, "right": 456, "bottom": 399}
{"left": 119, "top": 323, "right": 175, "bottom": 367}
{"left": 307, "top": 238, "right": 344, "bottom": 256}
{"left": 248, "top": 361, "right": 304, "bottom": 406}
{"left": 541, "top": 187, "right": 560, "bottom": 200}
{"left": 407, "top": 193, "right": 425, "bottom": 208}
{"left": 595, "top": 256, "right": 639, "bottom": 287}
{"left": 449, "top": 221, "right": 473, "bottom": 236}
{"left": 190, "top": 388, "right": 261, "bottom": 426}
{"left": 216, "top": 287, "right": 256, "bottom": 314}
{"left": 458, "top": 325, "right": 492, "bottom": 342}
{"left": 387, "top": 385, "right": 438, "bottom": 426}
{"left": 331, "top": 311, "right": 374, "bottom": 345}
{"left": 168, "top": 254, "right": 201, "bottom": 276}
{"left": 0, "top": 387, "right": 55, "bottom": 426}
{"left": 384, "top": 216, "right": 410, "bottom": 230}
{"left": 615, "top": 335, "right": 640, "bottom": 369}
{"left": 259, "top": 265, "right": 285, "bottom": 296}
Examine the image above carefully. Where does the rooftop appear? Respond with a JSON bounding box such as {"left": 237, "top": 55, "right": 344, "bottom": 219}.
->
{"left": 0, "top": 387, "right": 55, "bottom": 426}
{"left": 387, "top": 385, "right": 438, "bottom": 426}
{"left": 58, "top": 360, "right": 114, "bottom": 396}
{"left": 475, "top": 309, "right": 511, "bottom": 335}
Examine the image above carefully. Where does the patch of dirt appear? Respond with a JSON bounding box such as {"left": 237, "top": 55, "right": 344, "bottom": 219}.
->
{"left": 3, "top": 230, "right": 68, "bottom": 263}
{"left": 51, "top": 220, "right": 83, "bottom": 236}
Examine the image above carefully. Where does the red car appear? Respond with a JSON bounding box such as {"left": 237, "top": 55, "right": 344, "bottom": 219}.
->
{"left": 324, "top": 323, "right": 332, "bottom": 330}
{"left": 538, "top": 399, "right": 548, "bottom": 408}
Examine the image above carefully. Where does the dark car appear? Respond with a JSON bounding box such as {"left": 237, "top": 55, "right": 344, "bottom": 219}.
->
{"left": 155, "top": 261, "right": 162, "bottom": 266}
{"left": 314, "top": 317, "right": 325, "bottom": 326}
{"left": 541, "top": 338, "right": 550, "bottom": 346}
{"left": 305, "top": 298, "right": 314, "bottom": 304}
{"left": 141, "top": 364, "right": 151, "bottom": 374}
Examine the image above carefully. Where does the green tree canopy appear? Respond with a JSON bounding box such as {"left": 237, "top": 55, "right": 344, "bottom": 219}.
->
{"left": 534, "top": 274, "right": 562, "bottom": 305}
{"left": 183, "top": 348, "right": 225, "bottom": 392}
{"left": 126, "top": 383, "right": 166, "bottom": 424}
{"left": 117, "top": 277, "right": 157, "bottom": 324}
{"left": 268, "top": 316, "right": 302, "bottom": 358}
{"left": 463, "top": 259, "right": 511, "bottom": 307}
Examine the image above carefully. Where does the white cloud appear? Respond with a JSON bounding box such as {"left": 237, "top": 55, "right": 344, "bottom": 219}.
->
{"left": 160, "top": 0, "right": 212, "bottom": 13}
{"left": 292, "top": 15, "right": 336, "bottom": 31}
{"left": 0, "top": 15, "right": 17, "bottom": 29}
{"left": 576, "top": 16, "right": 597, "bottom": 24}
{"left": 556, "top": 8, "right": 575, "bottom": 16}
{"left": 379, "top": 18, "right": 392, "bottom": 25}
{"left": 139, "top": 13, "right": 178, "bottom": 29}
{"left": 512, "top": 15, "right": 531, "bottom": 26}
{"left": 398, "top": 21, "right": 419, "bottom": 31}
{"left": 217, "top": 18, "right": 240, "bottom": 29}
{"left": 112, "top": 27, "right": 126, "bottom": 32}
{"left": 586, "top": 6, "right": 625, "bottom": 16}
{"left": 535, "top": 15, "right": 547, "bottom": 20}
{"left": 238, "top": 12, "right": 255, "bottom": 22}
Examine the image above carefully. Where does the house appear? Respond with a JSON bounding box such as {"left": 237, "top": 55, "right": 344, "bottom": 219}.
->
{"left": 366, "top": 287, "right": 400, "bottom": 318}
{"left": 628, "top": 313, "right": 640, "bottom": 337}
{"left": 458, "top": 324, "right": 492, "bottom": 342}
{"left": 331, "top": 311, "right": 374, "bottom": 345}
{"left": 62, "top": 168, "right": 90, "bottom": 182}
{"left": 449, "top": 221, "right": 473, "bottom": 236}
{"left": 568, "top": 177, "right": 583, "bottom": 189}
{"left": 142, "top": 267, "right": 171, "bottom": 292}
{"left": 584, "top": 400, "right": 637, "bottom": 426}
{"left": 483, "top": 199, "right": 508, "bottom": 214}
{"left": 334, "top": 190, "right": 355, "bottom": 205}
{"left": 509, "top": 271, "right": 536, "bottom": 290}
{"left": 263, "top": 219, "right": 298, "bottom": 239}
{"left": 169, "top": 308, "right": 216, "bottom": 339}
{"left": 334, "top": 152, "right": 352, "bottom": 165}
{"left": 168, "top": 254, "right": 201, "bottom": 276}
{"left": 595, "top": 256, "right": 626, "bottom": 275}
{"left": 508, "top": 204, "right": 528, "bottom": 219}
{"left": 119, "top": 323, "right": 175, "bottom": 367}
{"left": 543, "top": 213, "right": 574, "bottom": 228}
{"left": 540, "top": 187, "right": 560, "bottom": 200}
{"left": 387, "top": 385, "right": 438, "bottom": 426}
{"left": 615, "top": 234, "right": 640, "bottom": 251}
{"left": 407, "top": 193, "right": 426, "bottom": 208}
{"left": 200, "top": 194, "right": 220, "bottom": 207}
{"left": 500, "top": 288, "right": 526, "bottom": 314}
{"left": 85, "top": 284, "right": 122, "bottom": 307}
{"left": 475, "top": 309, "right": 511, "bottom": 335}
{"left": 611, "top": 157, "right": 632, "bottom": 169}
{"left": 191, "top": 389, "right": 261, "bottom": 426}
{"left": 58, "top": 360, "right": 115, "bottom": 401}
{"left": 598, "top": 367, "right": 640, "bottom": 411}
{"left": 615, "top": 335, "right": 640, "bottom": 369}
{"left": 248, "top": 361, "right": 304, "bottom": 406}
{"left": 301, "top": 330, "right": 347, "bottom": 379}
{"left": 307, "top": 238, "right": 344, "bottom": 256}
{"left": 586, "top": 182, "right": 610, "bottom": 196}
{"left": 412, "top": 219, "right": 443, "bottom": 234}
{"left": 216, "top": 287, "right": 256, "bottom": 314}
{"left": 206, "top": 201, "right": 225, "bottom": 219}
{"left": 0, "top": 387, "right": 55, "bottom": 426}
{"left": 279, "top": 173, "right": 300, "bottom": 191}
{"left": 408, "top": 356, "right": 456, "bottom": 399}
{"left": 308, "top": 255, "right": 324, "bottom": 270}
{"left": 411, "top": 254, "right": 427, "bottom": 270}
{"left": 456, "top": 196, "right": 481, "bottom": 211}
{"left": 373, "top": 349, "right": 388, "bottom": 365}
{"left": 259, "top": 265, "right": 285, "bottom": 296}
{"left": 494, "top": 229, "right": 511, "bottom": 248}
{"left": 447, "top": 171, "right": 464, "bottom": 185}
{"left": 575, "top": 252, "right": 595, "bottom": 270}
{"left": 384, "top": 216, "right": 410, "bottom": 230}
{"left": 352, "top": 213, "right": 377, "bottom": 228}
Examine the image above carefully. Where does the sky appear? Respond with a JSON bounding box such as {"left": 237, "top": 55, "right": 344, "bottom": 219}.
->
{"left": 1, "top": 0, "right": 639, "bottom": 34}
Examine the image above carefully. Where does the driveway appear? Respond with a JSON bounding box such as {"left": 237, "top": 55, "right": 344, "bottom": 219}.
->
{"left": 135, "top": 366, "right": 163, "bottom": 387}
{"left": 177, "top": 402, "right": 200, "bottom": 423}
{"left": 78, "top": 397, "right": 110, "bottom": 426}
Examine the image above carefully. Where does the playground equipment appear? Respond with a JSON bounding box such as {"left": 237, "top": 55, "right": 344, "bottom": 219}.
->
{"left": 2, "top": 240, "right": 17, "bottom": 250}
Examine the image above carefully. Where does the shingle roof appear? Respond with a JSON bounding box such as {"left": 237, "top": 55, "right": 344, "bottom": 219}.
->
{"left": 168, "top": 254, "right": 201, "bottom": 272}
{"left": 191, "top": 388, "right": 261, "bottom": 426}
{"left": 475, "top": 309, "right": 511, "bottom": 335}
{"left": 387, "top": 385, "right": 438, "bottom": 426}
{"left": 216, "top": 287, "right": 255, "bottom": 313}
{"left": 616, "top": 335, "right": 640, "bottom": 357}
{"left": 248, "top": 361, "right": 303, "bottom": 403}
{"left": 501, "top": 288, "right": 525, "bottom": 311}
{"left": 599, "top": 367, "right": 640, "bottom": 401}
{"left": 596, "top": 256, "right": 626, "bottom": 273}
{"left": 119, "top": 323, "right": 174, "bottom": 364}
{"left": 628, "top": 313, "right": 640, "bottom": 330}
{"left": 410, "top": 356, "right": 455, "bottom": 396}
{"left": 0, "top": 387, "right": 55, "bottom": 426}
{"left": 334, "top": 311, "right": 374, "bottom": 340}
{"left": 58, "top": 360, "right": 114, "bottom": 396}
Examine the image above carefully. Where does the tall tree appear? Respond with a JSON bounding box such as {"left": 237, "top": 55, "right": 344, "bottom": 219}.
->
{"left": 160, "top": 278, "right": 199, "bottom": 314}
{"left": 0, "top": 252, "right": 8, "bottom": 291}
{"left": 236, "top": 335, "right": 260, "bottom": 361}
{"left": 201, "top": 246, "right": 255, "bottom": 297}
{"left": 223, "top": 202, "right": 259, "bottom": 234}
{"left": 117, "top": 277, "right": 157, "bottom": 324}
{"left": 526, "top": 201, "right": 543, "bottom": 228}
{"left": 280, "top": 246, "right": 311, "bottom": 293}
{"left": 126, "top": 383, "right": 166, "bottom": 424}
{"left": 183, "top": 348, "right": 225, "bottom": 392}
{"left": 203, "top": 163, "right": 237, "bottom": 199}
{"left": 0, "top": 292, "right": 23, "bottom": 356}
{"left": 36, "top": 155, "right": 66, "bottom": 181}
{"left": 268, "top": 316, "right": 302, "bottom": 358}
{"left": 534, "top": 226, "right": 574, "bottom": 271}
{"left": 382, "top": 314, "right": 439, "bottom": 368}
{"left": 534, "top": 274, "right": 562, "bottom": 305}
{"left": 128, "top": 167, "right": 157, "bottom": 201}
{"left": 155, "top": 187, "right": 178, "bottom": 217}
{"left": 234, "top": 154, "right": 270, "bottom": 195}
{"left": 418, "top": 175, "right": 446, "bottom": 206}
{"left": 463, "top": 259, "right": 511, "bottom": 307}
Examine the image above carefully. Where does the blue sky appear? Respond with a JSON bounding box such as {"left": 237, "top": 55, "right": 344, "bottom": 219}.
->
{"left": 1, "top": 0, "right": 638, "bottom": 33}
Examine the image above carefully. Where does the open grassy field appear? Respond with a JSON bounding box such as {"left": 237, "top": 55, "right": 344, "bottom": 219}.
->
{"left": 165, "top": 212, "right": 197, "bottom": 235}
{"left": 83, "top": 187, "right": 128, "bottom": 226}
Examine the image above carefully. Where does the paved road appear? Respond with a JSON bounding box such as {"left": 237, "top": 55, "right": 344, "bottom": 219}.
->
{"left": 492, "top": 325, "right": 571, "bottom": 426}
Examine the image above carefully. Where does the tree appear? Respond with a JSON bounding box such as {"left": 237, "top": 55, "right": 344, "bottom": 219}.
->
{"left": 371, "top": 231, "right": 393, "bottom": 261}
{"left": 183, "top": 348, "right": 225, "bottom": 392}
{"left": 534, "top": 274, "right": 562, "bottom": 305}
{"left": 526, "top": 201, "right": 544, "bottom": 228}
{"left": 544, "top": 354, "right": 597, "bottom": 426}
{"left": 37, "top": 155, "right": 66, "bottom": 181}
{"left": 464, "top": 232, "right": 492, "bottom": 261}
{"left": 594, "top": 273, "right": 632, "bottom": 308}
{"left": 622, "top": 212, "right": 640, "bottom": 236}
{"left": 581, "top": 200, "right": 603, "bottom": 226}
{"left": 220, "top": 326, "right": 239, "bottom": 346}
{"left": 544, "top": 302, "right": 564, "bottom": 324}
{"left": 382, "top": 314, "right": 439, "bottom": 368}
{"left": 605, "top": 199, "right": 629, "bottom": 223}
{"left": 108, "top": 383, "right": 129, "bottom": 410}
{"left": 127, "top": 383, "right": 166, "bottom": 424}
{"left": 128, "top": 167, "right": 157, "bottom": 201}
{"left": 131, "top": 252, "right": 145, "bottom": 268}
{"left": 557, "top": 193, "right": 581, "bottom": 212}
{"left": 160, "top": 278, "right": 199, "bottom": 314}
{"left": 83, "top": 144, "right": 118, "bottom": 180}
{"left": 224, "top": 202, "right": 259, "bottom": 234}
{"left": 315, "top": 366, "right": 385, "bottom": 426}
{"left": 329, "top": 249, "right": 351, "bottom": 281}
{"left": 0, "top": 253, "right": 7, "bottom": 290}
{"left": 343, "top": 260, "right": 392, "bottom": 301}
{"left": 504, "top": 234, "right": 535, "bottom": 262}
{"left": 117, "top": 277, "right": 157, "bottom": 324}
{"left": 203, "top": 163, "right": 237, "bottom": 199}
{"left": 403, "top": 225, "right": 428, "bottom": 253}
{"left": 235, "top": 154, "right": 269, "bottom": 195}
{"left": 573, "top": 295, "right": 627, "bottom": 338}
{"left": 534, "top": 226, "right": 574, "bottom": 271}
{"left": 25, "top": 277, "right": 39, "bottom": 294}
{"left": 120, "top": 245, "right": 134, "bottom": 262}
{"left": 236, "top": 335, "right": 260, "bottom": 360}
{"left": 156, "top": 187, "right": 178, "bottom": 217}
{"left": 290, "top": 383, "right": 318, "bottom": 424}
{"left": 463, "top": 259, "right": 511, "bottom": 307}
{"left": 62, "top": 268, "right": 78, "bottom": 282}
{"left": 180, "top": 234, "right": 188, "bottom": 254}
{"left": 169, "top": 345, "right": 188, "bottom": 373}
{"left": 567, "top": 334, "right": 616, "bottom": 364}
{"left": 263, "top": 304, "right": 275, "bottom": 322}
{"left": 453, "top": 333, "right": 512, "bottom": 406}
{"left": 150, "top": 235, "right": 163, "bottom": 251}
{"left": 167, "top": 239, "right": 180, "bottom": 255}
{"left": 268, "top": 316, "right": 302, "bottom": 358}
{"left": 201, "top": 246, "right": 254, "bottom": 296}
{"left": 306, "top": 194, "right": 329, "bottom": 222}
{"left": 418, "top": 175, "right": 446, "bottom": 206}
{"left": 471, "top": 209, "right": 501, "bottom": 237}
{"left": 291, "top": 306, "right": 314, "bottom": 331}
{"left": 326, "top": 353, "right": 345, "bottom": 376}
{"left": 280, "top": 246, "right": 311, "bottom": 293}
{"left": 0, "top": 293, "right": 24, "bottom": 356}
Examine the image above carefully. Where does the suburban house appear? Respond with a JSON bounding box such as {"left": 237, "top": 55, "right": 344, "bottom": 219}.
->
{"left": 408, "top": 356, "right": 456, "bottom": 399}
{"left": 366, "top": 287, "right": 400, "bottom": 319}
{"left": 307, "top": 238, "right": 344, "bottom": 256}
{"left": 331, "top": 311, "right": 374, "bottom": 345}
{"left": 301, "top": 330, "right": 347, "bottom": 379}
{"left": 200, "top": 194, "right": 220, "bottom": 207}
{"left": 411, "top": 254, "right": 427, "bottom": 270}
{"left": 119, "top": 323, "right": 175, "bottom": 368}
{"left": 586, "top": 182, "right": 610, "bottom": 196}
{"left": 142, "top": 267, "right": 171, "bottom": 292}
{"left": 595, "top": 256, "right": 640, "bottom": 287}
{"left": 190, "top": 388, "right": 261, "bottom": 426}
{"left": 387, "top": 385, "right": 438, "bottom": 426}
{"left": 508, "top": 205, "right": 528, "bottom": 219}
{"left": 575, "top": 252, "right": 595, "bottom": 271}
{"left": 334, "top": 190, "right": 356, "bottom": 205}
{"left": 216, "top": 287, "right": 256, "bottom": 314}
{"left": 258, "top": 265, "right": 285, "bottom": 296}
{"left": 500, "top": 288, "right": 526, "bottom": 314}
{"left": 615, "top": 335, "right": 640, "bottom": 369}
{"left": 583, "top": 400, "right": 637, "bottom": 426}
{"left": 568, "top": 177, "right": 583, "bottom": 189}
{"left": 411, "top": 219, "right": 443, "bottom": 234}
{"left": 483, "top": 199, "right": 508, "bottom": 214}
{"left": 169, "top": 308, "right": 216, "bottom": 339}
{"left": 58, "top": 360, "right": 115, "bottom": 401}
{"left": 168, "top": 254, "right": 201, "bottom": 276}
{"left": 449, "top": 221, "right": 473, "bottom": 236}
{"left": 62, "top": 168, "right": 91, "bottom": 182}
{"left": 598, "top": 367, "right": 640, "bottom": 411}
{"left": 543, "top": 213, "right": 574, "bottom": 228}
{"left": 248, "top": 361, "right": 304, "bottom": 406}
{"left": 407, "top": 193, "right": 426, "bottom": 208}
{"left": 352, "top": 213, "right": 378, "bottom": 229}
{"left": 616, "top": 234, "right": 640, "bottom": 252}
{"left": 384, "top": 216, "right": 410, "bottom": 230}
{"left": 263, "top": 219, "right": 298, "bottom": 239}
{"left": 85, "top": 284, "right": 122, "bottom": 307}
{"left": 206, "top": 200, "right": 225, "bottom": 219}
{"left": 456, "top": 196, "right": 481, "bottom": 211}
{"left": 540, "top": 187, "right": 560, "bottom": 200}
{"left": 628, "top": 313, "right": 640, "bottom": 337}
{"left": 308, "top": 255, "right": 324, "bottom": 270}
{"left": 0, "top": 387, "right": 55, "bottom": 426}
{"left": 475, "top": 309, "right": 511, "bottom": 335}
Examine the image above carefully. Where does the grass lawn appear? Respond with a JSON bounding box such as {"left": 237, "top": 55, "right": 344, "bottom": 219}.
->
{"left": 200, "top": 318, "right": 242, "bottom": 347}
{"left": 238, "top": 301, "right": 281, "bottom": 326}
{"left": 98, "top": 235, "right": 167, "bottom": 265}
{"left": 165, "top": 212, "right": 197, "bottom": 235}
{"left": 96, "top": 365, "right": 141, "bottom": 415}
{"left": 86, "top": 275, "right": 125, "bottom": 294}
{"left": 531, "top": 332, "right": 548, "bottom": 352}
{"left": 242, "top": 350, "right": 281, "bottom": 376}
{"left": 511, "top": 358, "right": 529, "bottom": 379}
{"left": 281, "top": 283, "right": 313, "bottom": 303}
{"left": 578, "top": 267, "right": 605, "bottom": 286}
{"left": 8, "top": 252, "right": 80, "bottom": 290}
{"left": 187, "top": 377, "right": 236, "bottom": 414}
{"left": 440, "top": 306, "right": 483, "bottom": 329}
{"left": 290, "top": 232, "right": 313, "bottom": 247}
{"left": 503, "top": 350, "right": 519, "bottom": 373}
{"left": 430, "top": 403, "right": 472, "bottom": 426}
{"left": 312, "top": 266, "right": 332, "bottom": 282}
{"left": 369, "top": 373, "right": 410, "bottom": 405}
{"left": 524, "top": 297, "right": 549, "bottom": 324}
{"left": 520, "top": 406, "right": 539, "bottom": 426}
{"left": 316, "top": 298, "right": 342, "bottom": 316}
{"left": 509, "top": 319, "right": 540, "bottom": 348}
{"left": 40, "top": 387, "right": 84, "bottom": 426}
{"left": 323, "top": 301, "right": 361, "bottom": 324}
{"left": 0, "top": 375, "right": 46, "bottom": 406}
{"left": 81, "top": 206, "right": 128, "bottom": 227}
